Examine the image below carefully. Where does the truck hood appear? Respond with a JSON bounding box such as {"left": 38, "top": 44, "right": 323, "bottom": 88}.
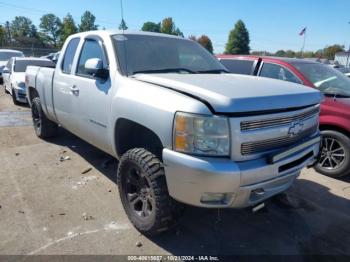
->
{"left": 134, "top": 73, "right": 323, "bottom": 113}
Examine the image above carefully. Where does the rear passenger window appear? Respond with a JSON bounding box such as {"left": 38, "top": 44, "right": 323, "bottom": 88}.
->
{"left": 260, "top": 63, "right": 301, "bottom": 84}
{"left": 77, "top": 39, "right": 106, "bottom": 77}
{"left": 220, "top": 59, "right": 254, "bottom": 75}
{"left": 61, "top": 38, "right": 80, "bottom": 74}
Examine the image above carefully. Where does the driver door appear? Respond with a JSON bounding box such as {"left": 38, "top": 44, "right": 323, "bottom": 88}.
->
{"left": 70, "top": 36, "right": 112, "bottom": 153}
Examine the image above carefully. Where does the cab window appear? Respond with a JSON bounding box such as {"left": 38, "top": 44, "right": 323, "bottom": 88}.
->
{"left": 260, "top": 63, "right": 301, "bottom": 84}
{"left": 76, "top": 39, "right": 107, "bottom": 77}
{"left": 61, "top": 38, "right": 80, "bottom": 74}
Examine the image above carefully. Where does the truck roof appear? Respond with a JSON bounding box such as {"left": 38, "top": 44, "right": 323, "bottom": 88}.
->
{"left": 217, "top": 54, "right": 320, "bottom": 65}
{"left": 67, "top": 30, "right": 188, "bottom": 40}
{"left": 13, "top": 57, "right": 51, "bottom": 62}
{"left": 0, "top": 49, "right": 23, "bottom": 54}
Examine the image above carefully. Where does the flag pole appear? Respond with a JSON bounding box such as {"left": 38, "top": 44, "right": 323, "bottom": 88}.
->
{"left": 301, "top": 30, "right": 306, "bottom": 58}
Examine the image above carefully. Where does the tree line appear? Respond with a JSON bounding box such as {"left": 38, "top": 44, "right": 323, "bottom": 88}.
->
{"left": 0, "top": 11, "right": 99, "bottom": 49}
{"left": 0, "top": 11, "right": 345, "bottom": 60}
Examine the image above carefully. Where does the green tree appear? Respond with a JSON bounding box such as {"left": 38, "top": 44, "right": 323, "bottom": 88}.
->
{"left": 118, "top": 19, "right": 128, "bottom": 30}
{"left": 160, "top": 17, "right": 183, "bottom": 37}
{"left": 275, "top": 50, "right": 286, "bottom": 57}
{"left": 79, "top": 11, "right": 98, "bottom": 32}
{"left": 285, "top": 50, "right": 296, "bottom": 58}
{"left": 188, "top": 35, "right": 197, "bottom": 41}
{"left": 225, "top": 19, "right": 250, "bottom": 54}
{"left": 10, "top": 16, "right": 32, "bottom": 38}
{"left": 322, "top": 44, "right": 344, "bottom": 60}
{"left": 141, "top": 21, "right": 161, "bottom": 32}
{"left": 197, "top": 35, "right": 214, "bottom": 54}
{"left": 0, "top": 25, "right": 7, "bottom": 46}
{"left": 39, "top": 14, "right": 62, "bottom": 47}
{"left": 60, "top": 13, "right": 77, "bottom": 46}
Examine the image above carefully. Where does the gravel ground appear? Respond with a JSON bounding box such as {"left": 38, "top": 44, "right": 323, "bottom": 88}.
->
{"left": 0, "top": 89, "right": 350, "bottom": 257}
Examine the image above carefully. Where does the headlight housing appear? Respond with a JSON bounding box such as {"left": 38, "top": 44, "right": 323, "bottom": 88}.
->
{"left": 173, "top": 112, "right": 230, "bottom": 156}
{"left": 16, "top": 81, "right": 26, "bottom": 89}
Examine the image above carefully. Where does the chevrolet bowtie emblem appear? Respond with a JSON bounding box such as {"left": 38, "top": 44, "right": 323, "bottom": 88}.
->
{"left": 288, "top": 122, "right": 304, "bottom": 137}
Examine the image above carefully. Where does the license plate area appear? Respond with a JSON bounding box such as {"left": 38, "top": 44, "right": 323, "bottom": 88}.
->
{"left": 268, "top": 136, "right": 320, "bottom": 164}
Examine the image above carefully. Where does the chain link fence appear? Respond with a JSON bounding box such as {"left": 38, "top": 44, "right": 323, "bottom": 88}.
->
{"left": 0, "top": 46, "right": 59, "bottom": 57}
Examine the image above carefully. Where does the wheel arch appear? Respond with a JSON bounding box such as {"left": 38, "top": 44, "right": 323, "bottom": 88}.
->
{"left": 114, "top": 118, "right": 164, "bottom": 161}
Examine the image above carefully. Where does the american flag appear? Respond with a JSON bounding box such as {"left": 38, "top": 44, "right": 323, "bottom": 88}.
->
{"left": 299, "top": 27, "right": 307, "bottom": 36}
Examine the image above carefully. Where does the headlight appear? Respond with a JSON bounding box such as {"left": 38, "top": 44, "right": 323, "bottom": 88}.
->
{"left": 16, "top": 82, "right": 25, "bottom": 89}
{"left": 173, "top": 112, "right": 230, "bottom": 156}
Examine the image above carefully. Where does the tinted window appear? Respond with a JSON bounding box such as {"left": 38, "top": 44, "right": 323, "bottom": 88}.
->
{"left": 293, "top": 62, "right": 350, "bottom": 96}
{"left": 260, "top": 63, "right": 301, "bottom": 84}
{"left": 77, "top": 39, "right": 106, "bottom": 76}
{"left": 220, "top": 59, "right": 254, "bottom": 75}
{"left": 14, "top": 60, "right": 55, "bottom": 72}
{"left": 62, "top": 38, "right": 80, "bottom": 74}
{"left": 0, "top": 52, "right": 23, "bottom": 61}
{"left": 113, "top": 34, "right": 226, "bottom": 75}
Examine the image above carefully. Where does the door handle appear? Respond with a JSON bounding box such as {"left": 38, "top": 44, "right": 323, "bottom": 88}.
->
{"left": 70, "top": 85, "right": 79, "bottom": 96}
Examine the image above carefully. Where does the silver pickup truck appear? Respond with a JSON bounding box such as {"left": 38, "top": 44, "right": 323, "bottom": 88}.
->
{"left": 26, "top": 30, "right": 322, "bottom": 235}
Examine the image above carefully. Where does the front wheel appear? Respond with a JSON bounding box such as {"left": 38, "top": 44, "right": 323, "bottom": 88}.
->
{"left": 315, "top": 130, "right": 350, "bottom": 178}
{"left": 117, "top": 148, "right": 182, "bottom": 236}
{"left": 31, "top": 97, "right": 58, "bottom": 138}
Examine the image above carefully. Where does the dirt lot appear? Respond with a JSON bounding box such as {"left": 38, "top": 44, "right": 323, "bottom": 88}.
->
{"left": 0, "top": 89, "right": 350, "bottom": 257}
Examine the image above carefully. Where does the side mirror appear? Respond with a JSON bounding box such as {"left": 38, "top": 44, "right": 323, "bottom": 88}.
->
{"left": 84, "top": 58, "right": 108, "bottom": 79}
{"left": 2, "top": 68, "right": 10, "bottom": 74}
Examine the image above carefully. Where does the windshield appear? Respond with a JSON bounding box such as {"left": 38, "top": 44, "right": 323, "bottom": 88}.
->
{"left": 0, "top": 52, "right": 23, "bottom": 61}
{"left": 112, "top": 34, "right": 226, "bottom": 76}
{"left": 14, "top": 60, "right": 55, "bottom": 72}
{"left": 293, "top": 62, "right": 350, "bottom": 97}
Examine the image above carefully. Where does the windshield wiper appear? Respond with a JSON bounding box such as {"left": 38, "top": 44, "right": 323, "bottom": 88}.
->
{"left": 132, "top": 68, "right": 196, "bottom": 75}
{"left": 196, "top": 69, "right": 229, "bottom": 74}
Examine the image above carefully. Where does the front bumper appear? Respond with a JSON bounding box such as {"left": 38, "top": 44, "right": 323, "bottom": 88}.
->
{"left": 163, "top": 137, "right": 320, "bottom": 208}
{"left": 14, "top": 88, "right": 28, "bottom": 103}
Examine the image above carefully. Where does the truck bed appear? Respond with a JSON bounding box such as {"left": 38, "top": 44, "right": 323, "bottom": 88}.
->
{"left": 26, "top": 66, "right": 56, "bottom": 122}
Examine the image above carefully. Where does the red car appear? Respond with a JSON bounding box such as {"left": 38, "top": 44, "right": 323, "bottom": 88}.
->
{"left": 217, "top": 55, "right": 350, "bottom": 178}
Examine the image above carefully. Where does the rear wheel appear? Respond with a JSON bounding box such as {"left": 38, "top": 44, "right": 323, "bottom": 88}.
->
{"left": 31, "top": 97, "right": 58, "bottom": 138}
{"left": 117, "top": 148, "right": 182, "bottom": 236}
{"left": 315, "top": 130, "right": 350, "bottom": 178}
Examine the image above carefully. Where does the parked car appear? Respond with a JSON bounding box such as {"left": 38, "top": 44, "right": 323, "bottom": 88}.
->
{"left": 26, "top": 31, "right": 322, "bottom": 235}
{"left": 345, "top": 72, "right": 350, "bottom": 78}
{"left": 217, "top": 55, "right": 350, "bottom": 178}
{"left": 3, "top": 57, "right": 55, "bottom": 104}
{"left": 0, "top": 49, "right": 24, "bottom": 85}
{"left": 41, "top": 51, "right": 61, "bottom": 64}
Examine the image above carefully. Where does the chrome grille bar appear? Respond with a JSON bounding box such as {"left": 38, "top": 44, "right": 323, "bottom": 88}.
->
{"left": 241, "top": 126, "right": 317, "bottom": 155}
{"left": 241, "top": 106, "right": 320, "bottom": 131}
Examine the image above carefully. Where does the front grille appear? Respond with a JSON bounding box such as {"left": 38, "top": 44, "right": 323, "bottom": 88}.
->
{"left": 17, "top": 93, "right": 26, "bottom": 99}
{"left": 241, "top": 106, "right": 320, "bottom": 131}
{"left": 241, "top": 125, "right": 317, "bottom": 155}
